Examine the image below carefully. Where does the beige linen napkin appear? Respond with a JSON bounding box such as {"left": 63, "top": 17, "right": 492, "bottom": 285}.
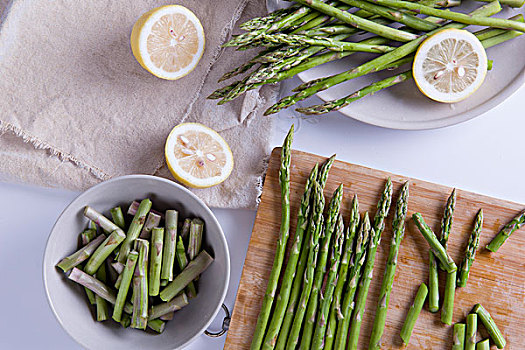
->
{"left": 0, "top": 0, "right": 276, "bottom": 209}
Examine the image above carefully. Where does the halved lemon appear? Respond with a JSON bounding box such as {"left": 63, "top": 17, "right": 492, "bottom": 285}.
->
{"left": 165, "top": 123, "right": 234, "bottom": 188}
{"left": 130, "top": 5, "right": 205, "bottom": 80}
{"left": 413, "top": 29, "right": 487, "bottom": 103}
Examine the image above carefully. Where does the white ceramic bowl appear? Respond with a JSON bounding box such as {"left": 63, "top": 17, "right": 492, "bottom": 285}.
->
{"left": 43, "top": 175, "right": 230, "bottom": 350}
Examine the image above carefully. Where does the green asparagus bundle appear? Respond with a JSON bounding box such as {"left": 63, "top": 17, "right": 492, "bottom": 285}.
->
{"left": 249, "top": 125, "right": 293, "bottom": 350}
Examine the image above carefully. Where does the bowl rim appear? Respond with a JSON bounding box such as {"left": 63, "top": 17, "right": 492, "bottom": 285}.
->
{"left": 42, "top": 174, "right": 231, "bottom": 350}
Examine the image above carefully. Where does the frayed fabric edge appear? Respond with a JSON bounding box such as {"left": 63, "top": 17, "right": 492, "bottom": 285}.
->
{"left": 0, "top": 121, "right": 111, "bottom": 181}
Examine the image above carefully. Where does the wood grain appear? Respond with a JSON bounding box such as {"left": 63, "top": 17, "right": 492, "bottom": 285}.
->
{"left": 225, "top": 148, "right": 525, "bottom": 350}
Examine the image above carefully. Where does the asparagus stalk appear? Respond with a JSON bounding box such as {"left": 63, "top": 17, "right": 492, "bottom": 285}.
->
{"left": 112, "top": 251, "right": 139, "bottom": 322}
{"left": 159, "top": 250, "right": 214, "bottom": 302}
{"left": 159, "top": 312, "right": 175, "bottom": 321}
{"left": 400, "top": 283, "right": 428, "bottom": 345}
{"left": 117, "top": 199, "right": 152, "bottom": 263}
{"left": 473, "top": 304, "right": 506, "bottom": 349}
{"left": 147, "top": 319, "right": 166, "bottom": 333}
{"left": 311, "top": 213, "right": 345, "bottom": 350}
{"left": 299, "top": 184, "right": 344, "bottom": 350}
{"left": 111, "top": 262, "right": 124, "bottom": 274}
{"left": 340, "top": 0, "right": 438, "bottom": 31}
{"left": 453, "top": 323, "right": 466, "bottom": 350}
{"left": 114, "top": 273, "right": 123, "bottom": 289}
{"left": 284, "top": 186, "right": 325, "bottom": 350}
{"left": 187, "top": 218, "right": 204, "bottom": 260}
{"left": 67, "top": 267, "right": 133, "bottom": 314}
{"left": 259, "top": 33, "right": 396, "bottom": 53}
{"left": 333, "top": 213, "right": 371, "bottom": 350}
{"left": 56, "top": 234, "right": 106, "bottom": 272}
{"left": 139, "top": 212, "right": 162, "bottom": 239}
{"left": 458, "top": 210, "right": 483, "bottom": 287}
{"left": 149, "top": 293, "right": 189, "bottom": 320}
{"left": 180, "top": 218, "right": 192, "bottom": 240}
{"left": 441, "top": 270, "right": 457, "bottom": 325}
{"left": 440, "top": 189, "right": 456, "bottom": 251}
{"left": 486, "top": 210, "right": 525, "bottom": 252}
{"left": 175, "top": 236, "right": 198, "bottom": 298}
{"left": 476, "top": 339, "right": 490, "bottom": 350}
{"left": 110, "top": 207, "right": 126, "bottom": 230}
{"left": 120, "top": 313, "right": 131, "bottom": 328}
{"left": 95, "top": 263, "right": 110, "bottom": 321}
{"left": 84, "top": 230, "right": 126, "bottom": 275}
{"left": 291, "top": 0, "right": 419, "bottom": 42}
{"left": 428, "top": 250, "right": 440, "bottom": 313}
{"left": 249, "top": 126, "right": 293, "bottom": 350}
{"left": 79, "top": 229, "right": 99, "bottom": 305}
{"left": 373, "top": 177, "right": 394, "bottom": 236}
{"left": 149, "top": 227, "right": 164, "bottom": 296}
{"left": 127, "top": 201, "right": 163, "bottom": 218}
{"left": 264, "top": 1, "right": 502, "bottom": 115}
{"left": 369, "top": 0, "right": 525, "bottom": 32}
{"left": 412, "top": 213, "right": 457, "bottom": 273}
{"left": 369, "top": 181, "right": 410, "bottom": 349}
{"left": 466, "top": 313, "right": 478, "bottom": 350}
{"left": 161, "top": 210, "right": 178, "bottom": 285}
{"left": 83, "top": 206, "right": 125, "bottom": 236}
{"left": 476, "top": 0, "right": 525, "bottom": 7}
{"left": 131, "top": 239, "right": 149, "bottom": 329}
{"left": 324, "top": 196, "right": 360, "bottom": 350}
{"left": 262, "top": 163, "right": 319, "bottom": 350}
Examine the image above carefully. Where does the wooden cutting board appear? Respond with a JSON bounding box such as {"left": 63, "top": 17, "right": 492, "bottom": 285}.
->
{"left": 225, "top": 148, "right": 525, "bottom": 349}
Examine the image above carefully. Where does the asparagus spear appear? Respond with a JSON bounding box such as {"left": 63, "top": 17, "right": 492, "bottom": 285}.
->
{"left": 175, "top": 236, "right": 198, "bottom": 298}
{"left": 188, "top": 218, "right": 204, "bottom": 260}
{"left": 67, "top": 267, "right": 133, "bottom": 314}
{"left": 486, "top": 210, "right": 525, "bottom": 252}
{"left": 114, "top": 273, "right": 123, "bottom": 289}
{"left": 161, "top": 210, "right": 178, "bottom": 285}
{"left": 112, "top": 251, "right": 139, "bottom": 322}
{"left": 340, "top": 0, "right": 438, "bottom": 31}
{"left": 117, "top": 199, "right": 152, "bottom": 263}
{"left": 249, "top": 126, "right": 293, "bottom": 350}
{"left": 149, "top": 227, "right": 164, "bottom": 296}
{"left": 458, "top": 210, "right": 483, "bottom": 287}
{"left": 324, "top": 195, "right": 360, "bottom": 350}
{"left": 111, "top": 262, "right": 124, "bottom": 274}
{"left": 84, "top": 230, "right": 126, "bottom": 275}
{"left": 400, "top": 283, "right": 428, "bottom": 345}
{"left": 259, "top": 33, "right": 396, "bottom": 53}
{"left": 83, "top": 206, "right": 125, "bottom": 236}
{"left": 291, "top": 0, "right": 419, "bottom": 42}
{"left": 284, "top": 187, "right": 325, "bottom": 350}
{"left": 311, "top": 213, "right": 345, "bottom": 350}
{"left": 56, "top": 234, "right": 106, "bottom": 272}
{"left": 453, "top": 323, "right": 466, "bottom": 350}
{"left": 441, "top": 270, "right": 457, "bottom": 325}
{"left": 147, "top": 319, "right": 166, "bottom": 333}
{"left": 120, "top": 313, "right": 131, "bottom": 328}
{"left": 95, "top": 263, "right": 110, "bottom": 321}
{"left": 333, "top": 214, "right": 371, "bottom": 350}
{"left": 476, "top": 339, "right": 490, "bottom": 350}
{"left": 262, "top": 163, "right": 319, "bottom": 350}
{"left": 299, "top": 184, "right": 344, "bottom": 350}
{"left": 428, "top": 250, "right": 440, "bottom": 313}
{"left": 441, "top": 189, "right": 456, "bottom": 251}
{"left": 149, "top": 293, "right": 189, "bottom": 320}
{"left": 139, "top": 212, "right": 162, "bottom": 239}
{"left": 369, "top": 0, "right": 525, "bottom": 32}
{"left": 264, "top": 2, "right": 502, "bottom": 115}
{"left": 88, "top": 220, "right": 98, "bottom": 232}
{"left": 369, "top": 181, "right": 409, "bottom": 349}
{"left": 466, "top": 313, "right": 477, "bottom": 350}
{"left": 131, "top": 239, "right": 149, "bottom": 329}
{"left": 412, "top": 213, "right": 457, "bottom": 273}
{"left": 180, "top": 218, "right": 192, "bottom": 240}
{"left": 159, "top": 312, "right": 175, "bottom": 321}
{"left": 159, "top": 250, "right": 214, "bottom": 302}
{"left": 110, "top": 206, "right": 126, "bottom": 230}
{"left": 79, "top": 229, "right": 99, "bottom": 305}
{"left": 473, "top": 304, "right": 506, "bottom": 349}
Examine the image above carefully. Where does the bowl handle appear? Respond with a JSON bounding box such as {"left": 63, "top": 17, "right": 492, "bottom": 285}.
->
{"left": 204, "top": 303, "right": 231, "bottom": 337}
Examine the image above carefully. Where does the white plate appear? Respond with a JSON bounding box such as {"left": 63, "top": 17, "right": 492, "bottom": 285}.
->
{"left": 268, "top": 1, "right": 525, "bottom": 129}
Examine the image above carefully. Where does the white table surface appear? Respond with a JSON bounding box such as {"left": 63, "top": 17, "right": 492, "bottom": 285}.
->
{"left": 1, "top": 78, "right": 525, "bottom": 349}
